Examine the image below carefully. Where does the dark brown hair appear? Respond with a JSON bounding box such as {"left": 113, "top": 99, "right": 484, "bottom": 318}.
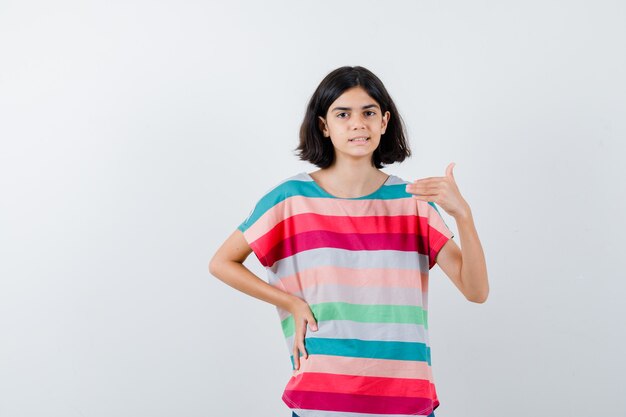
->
{"left": 294, "top": 66, "right": 411, "bottom": 169}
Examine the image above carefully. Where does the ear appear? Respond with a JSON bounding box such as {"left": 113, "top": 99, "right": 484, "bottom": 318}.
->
{"left": 381, "top": 111, "right": 390, "bottom": 134}
{"left": 318, "top": 116, "right": 329, "bottom": 137}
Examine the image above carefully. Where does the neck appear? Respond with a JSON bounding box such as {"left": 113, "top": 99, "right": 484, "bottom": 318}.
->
{"left": 316, "top": 159, "right": 387, "bottom": 197}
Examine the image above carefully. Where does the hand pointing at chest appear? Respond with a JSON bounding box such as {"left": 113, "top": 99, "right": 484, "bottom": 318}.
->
{"left": 405, "top": 162, "right": 471, "bottom": 219}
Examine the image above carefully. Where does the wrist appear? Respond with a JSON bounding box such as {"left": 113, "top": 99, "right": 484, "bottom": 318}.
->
{"left": 284, "top": 294, "right": 305, "bottom": 312}
{"left": 454, "top": 203, "right": 472, "bottom": 222}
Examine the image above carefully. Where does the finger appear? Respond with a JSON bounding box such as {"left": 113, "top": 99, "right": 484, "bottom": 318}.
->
{"left": 412, "top": 176, "right": 440, "bottom": 183}
{"left": 412, "top": 195, "right": 434, "bottom": 202}
{"left": 298, "top": 319, "right": 309, "bottom": 360}
{"left": 406, "top": 180, "right": 447, "bottom": 194}
{"left": 406, "top": 181, "right": 431, "bottom": 190}
{"left": 412, "top": 178, "right": 445, "bottom": 186}
{"left": 406, "top": 184, "right": 438, "bottom": 196}
{"left": 405, "top": 183, "right": 422, "bottom": 193}
{"left": 293, "top": 344, "right": 300, "bottom": 370}
{"left": 445, "top": 162, "right": 456, "bottom": 180}
{"left": 299, "top": 338, "right": 308, "bottom": 359}
{"left": 308, "top": 315, "right": 318, "bottom": 332}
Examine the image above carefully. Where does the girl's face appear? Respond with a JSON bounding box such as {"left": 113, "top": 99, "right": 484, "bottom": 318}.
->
{"left": 318, "top": 86, "right": 390, "bottom": 166}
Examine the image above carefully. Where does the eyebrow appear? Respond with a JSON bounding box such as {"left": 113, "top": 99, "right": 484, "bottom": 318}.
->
{"left": 330, "top": 104, "right": 380, "bottom": 112}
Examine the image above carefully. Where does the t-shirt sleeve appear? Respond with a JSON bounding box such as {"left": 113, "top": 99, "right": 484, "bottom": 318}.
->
{"left": 236, "top": 184, "right": 285, "bottom": 268}
{"left": 427, "top": 201, "right": 455, "bottom": 270}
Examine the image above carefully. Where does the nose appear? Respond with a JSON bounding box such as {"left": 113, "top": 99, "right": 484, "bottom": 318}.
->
{"left": 350, "top": 114, "right": 367, "bottom": 130}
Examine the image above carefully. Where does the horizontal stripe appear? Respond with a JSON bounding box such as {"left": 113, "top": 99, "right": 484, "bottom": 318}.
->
{"left": 291, "top": 409, "right": 436, "bottom": 417}
{"left": 288, "top": 284, "right": 426, "bottom": 309}
{"left": 284, "top": 321, "right": 429, "bottom": 348}
{"left": 289, "top": 354, "right": 433, "bottom": 380}
{"left": 285, "top": 372, "right": 433, "bottom": 398}
{"left": 288, "top": 338, "right": 431, "bottom": 366}
{"left": 274, "top": 266, "right": 428, "bottom": 304}
{"left": 281, "top": 302, "right": 428, "bottom": 338}
{"left": 271, "top": 248, "right": 429, "bottom": 281}
{"left": 259, "top": 212, "right": 424, "bottom": 247}
{"left": 277, "top": 266, "right": 426, "bottom": 291}
{"left": 286, "top": 192, "right": 425, "bottom": 216}
{"left": 282, "top": 389, "right": 435, "bottom": 415}
{"left": 264, "top": 230, "right": 428, "bottom": 267}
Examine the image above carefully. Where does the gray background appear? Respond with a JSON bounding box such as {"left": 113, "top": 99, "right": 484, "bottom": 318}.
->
{"left": 1, "top": 0, "right": 625, "bottom": 416}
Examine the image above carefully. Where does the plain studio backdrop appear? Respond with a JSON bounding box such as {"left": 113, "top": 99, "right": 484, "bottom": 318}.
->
{"left": 1, "top": 0, "right": 625, "bottom": 416}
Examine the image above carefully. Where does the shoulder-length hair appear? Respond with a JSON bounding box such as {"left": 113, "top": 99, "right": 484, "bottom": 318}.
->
{"left": 294, "top": 66, "right": 411, "bottom": 169}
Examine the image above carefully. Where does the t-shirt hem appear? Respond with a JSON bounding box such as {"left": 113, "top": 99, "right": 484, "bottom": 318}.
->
{"left": 282, "top": 391, "right": 438, "bottom": 416}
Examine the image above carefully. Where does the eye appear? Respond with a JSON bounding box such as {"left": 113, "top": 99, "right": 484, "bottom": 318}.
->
{"left": 336, "top": 112, "right": 348, "bottom": 118}
{"left": 365, "top": 111, "right": 376, "bottom": 116}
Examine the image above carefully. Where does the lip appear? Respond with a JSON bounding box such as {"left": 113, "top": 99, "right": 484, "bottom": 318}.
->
{"left": 348, "top": 136, "right": 370, "bottom": 141}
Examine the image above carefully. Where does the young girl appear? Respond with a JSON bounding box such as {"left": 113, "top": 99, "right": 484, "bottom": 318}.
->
{"left": 209, "top": 66, "right": 489, "bottom": 417}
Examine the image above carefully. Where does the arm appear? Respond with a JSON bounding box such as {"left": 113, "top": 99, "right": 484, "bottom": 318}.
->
{"left": 405, "top": 162, "right": 489, "bottom": 303}
{"left": 435, "top": 208, "right": 489, "bottom": 303}
{"left": 209, "top": 229, "right": 299, "bottom": 310}
{"left": 208, "top": 229, "right": 318, "bottom": 369}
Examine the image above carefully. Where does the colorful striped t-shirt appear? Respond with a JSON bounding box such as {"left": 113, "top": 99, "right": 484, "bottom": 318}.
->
{"left": 237, "top": 171, "right": 455, "bottom": 417}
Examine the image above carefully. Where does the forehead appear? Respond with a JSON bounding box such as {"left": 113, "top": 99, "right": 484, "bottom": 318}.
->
{"left": 329, "top": 86, "right": 379, "bottom": 110}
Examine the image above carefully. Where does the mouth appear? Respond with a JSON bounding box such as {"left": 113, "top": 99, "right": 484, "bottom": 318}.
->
{"left": 348, "top": 136, "right": 370, "bottom": 142}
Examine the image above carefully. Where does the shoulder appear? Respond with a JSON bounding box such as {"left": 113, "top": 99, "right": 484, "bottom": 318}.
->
{"left": 379, "top": 172, "right": 413, "bottom": 199}
{"left": 255, "top": 172, "right": 305, "bottom": 193}
{"left": 265, "top": 172, "right": 312, "bottom": 197}
{"left": 385, "top": 173, "right": 410, "bottom": 186}
{"left": 238, "top": 173, "right": 303, "bottom": 232}
{"left": 247, "top": 172, "right": 310, "bottom": 207}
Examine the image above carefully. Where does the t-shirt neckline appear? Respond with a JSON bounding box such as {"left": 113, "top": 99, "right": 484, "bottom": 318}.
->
{"left": 302, "top": 172, "right": 393, "bottom": 200}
